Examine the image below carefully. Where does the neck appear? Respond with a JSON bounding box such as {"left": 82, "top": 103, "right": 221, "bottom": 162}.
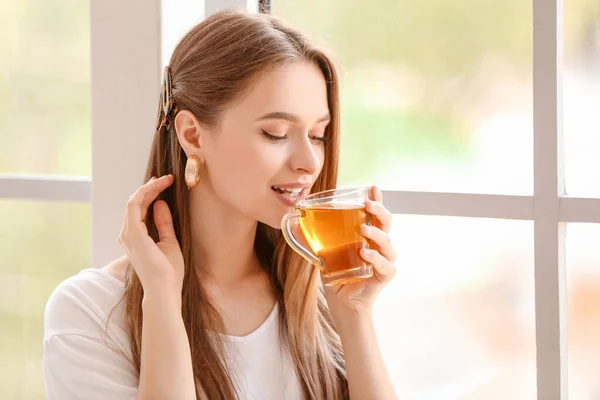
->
{"left": 189, "top": 184, "right": 261, "bottom": 285}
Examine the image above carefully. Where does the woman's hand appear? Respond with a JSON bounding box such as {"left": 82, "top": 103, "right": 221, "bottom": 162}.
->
{"left": 323, "top": 185, "right": 397, "bottom": 316}
{"left": 117, "top": 174, "right": 184, "bottom": 299}
{"left": 324, "top": 187, "right": 398, "bottom": 399}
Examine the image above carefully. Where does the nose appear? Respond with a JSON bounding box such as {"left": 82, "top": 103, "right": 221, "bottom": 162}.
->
{"left": 289, "top": 136, "right": 322, "bottom": 175}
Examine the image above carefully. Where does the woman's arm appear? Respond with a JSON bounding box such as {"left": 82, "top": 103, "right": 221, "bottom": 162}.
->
{"left": 137, "top": 293, "right": 196, "bottom": 400}
{"left": 117, "top": 175, "right": 196, "bottom": 400}
{"left": 322, "top": 186, "right": 399, "bottom": 399}
{"left": 336, "top": 308, "right": 397, "bottom": 400}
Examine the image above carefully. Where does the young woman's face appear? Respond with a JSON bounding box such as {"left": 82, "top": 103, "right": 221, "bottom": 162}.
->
{"left": 203, "top": 61, "right": 331, "bottom": 228}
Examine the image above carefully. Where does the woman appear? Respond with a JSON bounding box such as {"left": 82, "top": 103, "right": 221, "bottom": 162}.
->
{"left": 43, "top": 9, "right": 397, "bottom": 400}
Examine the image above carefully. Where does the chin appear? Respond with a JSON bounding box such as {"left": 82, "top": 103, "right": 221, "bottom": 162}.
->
{"left": 253, "top": 191, "right": 298, "bottom": 229}
{"left": 256, "top": 208, "right": 291, "bottom": 230}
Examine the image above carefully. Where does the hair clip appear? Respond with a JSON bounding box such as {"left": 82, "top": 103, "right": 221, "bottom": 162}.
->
{"left": 156, "top": 66, "right": 179, "bottom": 131}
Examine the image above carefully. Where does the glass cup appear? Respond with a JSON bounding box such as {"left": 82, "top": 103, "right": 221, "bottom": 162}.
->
{"left": 281, "top": 186, "right": 373, "bottom": 286}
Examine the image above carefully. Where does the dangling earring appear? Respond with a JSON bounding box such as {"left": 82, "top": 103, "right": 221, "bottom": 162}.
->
{"left": 185, "top": 155, "right": 202, "bottom": 189}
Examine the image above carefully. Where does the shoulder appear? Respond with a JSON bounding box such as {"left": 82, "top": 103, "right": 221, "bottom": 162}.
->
{"left": 44, "top": 257, "right": 129, "bottom": 343}
{"left": 43, "top": 257, "right": 140, "bottom": 399}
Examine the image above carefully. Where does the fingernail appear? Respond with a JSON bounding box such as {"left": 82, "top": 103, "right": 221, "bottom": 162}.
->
{"left": 362, "top": 248, "right": 373, "bottom": 257}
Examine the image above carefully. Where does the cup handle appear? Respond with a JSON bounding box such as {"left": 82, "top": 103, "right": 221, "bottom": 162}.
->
{"left": 281, "top": 210, "right": 325, "bottom": 272}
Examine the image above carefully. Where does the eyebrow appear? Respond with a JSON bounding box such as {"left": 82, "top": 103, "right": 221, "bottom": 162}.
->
{"left": 255, "top": 111, "right": 331, "bottom": 124}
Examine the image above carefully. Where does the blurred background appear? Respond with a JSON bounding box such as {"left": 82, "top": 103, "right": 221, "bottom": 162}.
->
{"left": 1, "top": 0, "right": 599, "bottom": 398}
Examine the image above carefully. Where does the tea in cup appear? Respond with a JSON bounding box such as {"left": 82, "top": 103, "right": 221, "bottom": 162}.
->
{"left": 281, "top": 187, "right": 373, "bottom": 286}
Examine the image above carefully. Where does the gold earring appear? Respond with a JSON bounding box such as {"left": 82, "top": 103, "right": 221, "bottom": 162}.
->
{"left": 184, "top": 155, "right": 201, "bottom": 189}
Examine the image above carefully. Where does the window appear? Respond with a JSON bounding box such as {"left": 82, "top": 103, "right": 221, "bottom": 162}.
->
{"left": 270, "top": 0, "right": 598, "bottom": 398}
{"left": 566, "top": 224, "right": 600, "bottom": 399}
{"left": 0, "top": 0, "right": 91, "bottom": 397}
{"left": 1, "top": 0, "right": 597, "bottom": 398}
{"left": 0, "top": 201, "right": 91, "bottom": 398}
{"left": 564, "top": 1, "right": 600, "bottom": 198}
{"left": 382, "top": 216, "right": 536, "bottom": 397}
{"left": 274, "top": 0, "right": 533, "bottom": 195}
{"left": 0, "top": 0, "right": 91, "bottom": 176}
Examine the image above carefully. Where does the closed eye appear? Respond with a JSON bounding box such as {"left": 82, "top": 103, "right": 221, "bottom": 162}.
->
{"left": 261, "top": 129, "right": 287, "bottom": 142}
{"left": 309, "top": 127, "right": 327, "bottom": 144}
{"left": 262, "top": 129, "right": 327, "bottom": 144}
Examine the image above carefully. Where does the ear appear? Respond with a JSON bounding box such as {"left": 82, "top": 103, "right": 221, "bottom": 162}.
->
{"left": 174, "top": 110, "right": 205, "bottom": 158}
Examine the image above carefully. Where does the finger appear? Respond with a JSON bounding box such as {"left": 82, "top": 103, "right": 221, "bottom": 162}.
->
{"left": 126, "top": 176, "right": 157, "bottom": 225}
{"left": 360, "top": 224, "right": 397, "bottom": 262}
{"left": 121, "top": 175, "right": 173, "bottom": 246}
{"left": 126, "top": 175, "right": 174, "bottom": 222}
{"left": 369, "top": 185, "right": 383, "bottom": 203}
{"left": 118, "top": 220, "right": 157, "bottom": 261}
{"left": 138, "top": 175, "right": 175, "bottom": 218}
{"left": 360, "top": 248, "right": 396, "bottom": 284}
{"left": 365, "top": 199, "right": 392, "bottom": 233}
{"left": 154, "top": 200, "right": 179, "bottom": 245}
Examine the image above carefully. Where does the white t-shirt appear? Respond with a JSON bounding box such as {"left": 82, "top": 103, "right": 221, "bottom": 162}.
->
{"left": 43, "top": 268, "right": 304, "bottom": 400}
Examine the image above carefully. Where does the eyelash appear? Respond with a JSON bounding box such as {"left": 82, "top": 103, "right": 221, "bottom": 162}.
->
{"left": 261, "top": 130, "right": 326, "bottom": 143}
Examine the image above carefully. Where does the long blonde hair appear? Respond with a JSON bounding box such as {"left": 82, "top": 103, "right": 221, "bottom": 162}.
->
{"left": 123, "top": 9, "right": 347, "bottom": 399}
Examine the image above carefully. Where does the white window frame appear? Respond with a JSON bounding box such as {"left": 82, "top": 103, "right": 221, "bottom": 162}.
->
{"left": 0, "top": 0, "right": 597, "bottom": 397}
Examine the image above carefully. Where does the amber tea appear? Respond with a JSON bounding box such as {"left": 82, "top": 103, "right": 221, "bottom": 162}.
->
{"left": 282, "top": 187, "right": 373, "bottom": 286}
